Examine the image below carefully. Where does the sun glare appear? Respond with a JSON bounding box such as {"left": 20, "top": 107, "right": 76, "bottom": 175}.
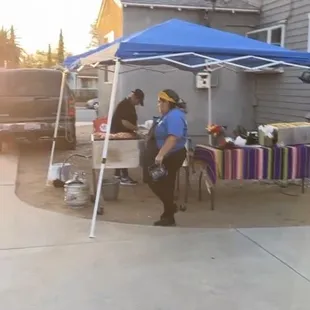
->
{"left": 0, "top": 0, "right": 102, "bottom": 54}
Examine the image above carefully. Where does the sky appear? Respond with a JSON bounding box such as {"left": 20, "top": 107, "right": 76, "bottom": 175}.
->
{"left": 0, "top": 0, "right": 102, "bottom": 55}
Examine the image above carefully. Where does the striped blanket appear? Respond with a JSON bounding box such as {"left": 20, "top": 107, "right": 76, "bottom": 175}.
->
{"left": 194, "top": 144, "right": 310, "bottom": 184}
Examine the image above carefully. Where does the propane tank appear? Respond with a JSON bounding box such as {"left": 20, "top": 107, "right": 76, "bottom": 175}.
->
{"left": 64, "top": 172, "right": 89, "bottom": 208}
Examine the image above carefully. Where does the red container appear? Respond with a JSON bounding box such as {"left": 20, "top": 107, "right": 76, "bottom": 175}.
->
{"left": 93, "top": 117, "right": 108, "bottom": 133}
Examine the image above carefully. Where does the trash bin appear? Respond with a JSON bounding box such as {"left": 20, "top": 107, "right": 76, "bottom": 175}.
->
{"left": 101, "top": 178, "right": 120, "bottom": 201}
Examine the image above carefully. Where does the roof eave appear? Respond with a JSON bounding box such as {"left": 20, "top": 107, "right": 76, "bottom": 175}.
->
{"left": 121, "top": 2, "right": 260, "bottom": 13}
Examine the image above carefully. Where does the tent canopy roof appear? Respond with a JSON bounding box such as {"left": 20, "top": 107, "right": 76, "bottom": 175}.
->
{"left": 64, "top": 19, "right": 310, "bottom": 70}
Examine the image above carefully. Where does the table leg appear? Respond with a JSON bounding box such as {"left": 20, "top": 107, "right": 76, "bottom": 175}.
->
{"left": 176, "top": 169, "right": 180, "bottom": 192}
{"left": 91, "top": 169, "right": 104, "bottom": 215}
{"left": 198, "top": 171, "right": 203, "bottom": 201}
{"left": 184, "top": 166, "right": 189, "bottom": 204}
{"left": 301, "top": 178, "right": 305, "bottom": 194}
{"left": 197, "top": 167, "right": 215, "bottom": 210}
{"left": 174, "top": 169, "right": 180, "bottom": 202}
{"left": 92, "top": 169, "right": 97, "bottom": 198}
{"left": 203, "top": 173, "right": 215, "bottom": 211}
{"left": 210, "top": 187, "right": 215, "bottom": 211}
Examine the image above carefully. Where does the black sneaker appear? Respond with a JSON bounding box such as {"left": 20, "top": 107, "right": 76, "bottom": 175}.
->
{"left": 114, "top": 175, "right": 121, "bottom": 180}
{"left": 120, "top": 177, "right": 138, "bottom": 186}
{"left": 154, "top": 217, "right": 176, "bottom": 227}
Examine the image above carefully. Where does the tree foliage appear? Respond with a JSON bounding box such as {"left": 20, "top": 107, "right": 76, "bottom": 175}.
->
{"left": 22, "top": 49, "right": 54, "bottom": 68}
{"left": 57, "top": 29, "right": 65, "bottom": 64}
{"left": 88, "top": 19, "right": 100, "bottom": 48}
{"left": 0, "top": 26, "right": 69, "bottom": 68}
{"left": 0, "top": 26, "right": 22, "bottom": 68}
{"left": 47, "top": 44, "right": 53, "bottom": 68}
{"left": 21, "top": 47, "right": 71, "bottom": 68}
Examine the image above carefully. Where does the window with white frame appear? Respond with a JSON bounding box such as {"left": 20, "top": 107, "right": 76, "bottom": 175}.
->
{"left": 246, "top": 24, "right": 286, "bottom": 47}
{"left": 80, "top": 78, "right": 93, "bottom": 89}
{"left": 104, "top": 31, "right": 115, "bottom": 43}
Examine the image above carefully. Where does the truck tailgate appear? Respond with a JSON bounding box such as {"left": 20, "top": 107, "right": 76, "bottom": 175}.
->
{"left": 0, "top": 96, "right": 65, "bottom": 123}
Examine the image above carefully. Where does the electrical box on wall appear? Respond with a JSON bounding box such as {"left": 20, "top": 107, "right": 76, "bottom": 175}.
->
{"left": 195, "top": 72, "right": 211, "bottom": 89}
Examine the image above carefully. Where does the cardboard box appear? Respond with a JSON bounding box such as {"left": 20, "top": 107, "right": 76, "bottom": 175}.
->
{"left": 259, "top": 122, "right": 310, "bottom": 146}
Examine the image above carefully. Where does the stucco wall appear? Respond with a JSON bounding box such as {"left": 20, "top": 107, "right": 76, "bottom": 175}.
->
{"left": 119, "top": 7, "right": 260, "bottom": 140}
{"left": 96, "top": 0, "right": 123, "bottom": 117}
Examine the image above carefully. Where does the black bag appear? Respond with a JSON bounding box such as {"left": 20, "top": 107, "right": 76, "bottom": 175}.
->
{"left": 142, "top": 119, "right": 160, "bottom": 183}
{"left": 148, "top": 164, "right": 167, "bottom": 182}
{"left": 299, "top": 71, "right": 310, "bottom": 84}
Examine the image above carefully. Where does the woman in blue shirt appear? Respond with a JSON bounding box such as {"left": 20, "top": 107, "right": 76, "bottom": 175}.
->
{"left": 145, "top": 89, "right": 187, "bottom": 226}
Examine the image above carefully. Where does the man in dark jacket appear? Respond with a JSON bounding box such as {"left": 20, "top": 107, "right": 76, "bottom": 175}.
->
{"left": 111, "top": 89, "right": 144, "bottom": 185}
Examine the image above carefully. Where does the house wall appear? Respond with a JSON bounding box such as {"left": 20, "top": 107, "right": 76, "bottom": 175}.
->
{"left": 97, "top": 0, "right": 123, "bottom": 42}
{"left": 120, "top": 7, "right": 260, "bottom": 141}
{"left": 67, "top": 72, "right": 77, "bottom": 90}
{"left": 67, "top": 73, "right": 98, "bottom": 100}
{"left": 77, "top": 77, "right": 98, "bottom": 90}
{"left": 254, "top": 0, "right": 310, "bottom": 124}
{"left": 97, "top": 0, "right": 123, "bottom": 116}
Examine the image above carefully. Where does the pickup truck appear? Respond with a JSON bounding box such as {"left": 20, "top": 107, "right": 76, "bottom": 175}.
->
{"left": 0, "top": 68, "right": 76, "bottom": 150}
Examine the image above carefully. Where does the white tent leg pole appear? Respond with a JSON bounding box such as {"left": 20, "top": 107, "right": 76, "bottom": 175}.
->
{"left": 89, "top": 60, "right": 121, "bottom": 238}
{"left": 207, "top": 73, "right": 212, "bottom": 145}
{"left": 46, "top": 71, "right": 67, "bottom": 185}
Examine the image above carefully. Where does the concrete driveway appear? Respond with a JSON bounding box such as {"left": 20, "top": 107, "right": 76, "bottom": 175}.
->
{"left": 0, "top": 153, "right": 310, "bottom": 310}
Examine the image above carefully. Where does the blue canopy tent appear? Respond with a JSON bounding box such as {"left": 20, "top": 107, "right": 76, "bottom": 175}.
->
{"left": 60, "top": 19, "right": 310, "bottom": 237}
{"left": 64, "top": 19, "right": 310, "bottom": 70}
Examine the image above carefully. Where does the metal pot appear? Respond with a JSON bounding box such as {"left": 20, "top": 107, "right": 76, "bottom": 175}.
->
{"left": 64, "top": 172, "right": 89, "bottom": 208}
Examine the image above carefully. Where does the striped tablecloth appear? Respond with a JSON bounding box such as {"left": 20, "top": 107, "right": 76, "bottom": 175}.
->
{"left": 193, "top": 144, "right": 310, "bottom": 184}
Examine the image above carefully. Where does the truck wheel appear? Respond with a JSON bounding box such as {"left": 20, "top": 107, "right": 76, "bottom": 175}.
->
{"left": 57, "top": 138, "right": 77, "bottom": 150}
{"left": 57, "top": 125, "right": 76, "bottom": 150}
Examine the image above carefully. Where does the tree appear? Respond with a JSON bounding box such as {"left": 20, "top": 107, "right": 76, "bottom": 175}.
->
{"left": 21, "top": 49, "right": 56, "bottom": 68}
{"left": 20, "top": 47, "right": 72, "bottom": 69}
{"left": 0, "top": 27, "right": 8, "bottom": 67}
{"left": 46, "top": 44, "right": 53, "bottom": 67}
{"left": 20, "top": 54, "right": 37, "bottom": 68}
{"left": 57, "top": 29, "right": 65, "bottom": 64}
{"left": 22, "top": 50, "right": 46, "bottom": 68}
{"left": 88, "top": 19, "right": 100, "bottom": 48}
{"left": 0, "top": 26, "right": 22, "bottom": 68}
{"left": 7, "top": 26, "right": 21, "bottom": 68}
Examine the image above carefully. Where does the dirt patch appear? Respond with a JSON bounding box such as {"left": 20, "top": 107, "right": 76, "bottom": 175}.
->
{"left": 15, "top": 126, "right": 310, "bottom": 228}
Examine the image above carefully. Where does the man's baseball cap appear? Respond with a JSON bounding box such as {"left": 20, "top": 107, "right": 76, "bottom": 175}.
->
{"left": 132, "top": 89, "right": 144, "bottom": 106}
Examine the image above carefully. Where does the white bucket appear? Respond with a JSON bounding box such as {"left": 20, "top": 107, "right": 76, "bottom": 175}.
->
{"left": 47, "top": 163, "right": 71, "bottom": 186}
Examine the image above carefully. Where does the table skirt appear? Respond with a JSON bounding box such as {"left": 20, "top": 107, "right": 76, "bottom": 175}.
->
{"left": 193, "top": 144, "right": 310, "bottom": 184}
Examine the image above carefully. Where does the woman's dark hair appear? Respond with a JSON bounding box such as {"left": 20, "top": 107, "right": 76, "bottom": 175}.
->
{"left": 162, "top": 89, "right": 180, "bottom": 105}
{"left": 161, "top": 89, "right": 188, "bottom": 113}
{"left": 176, "top": 99, "right": 188, "bottom": 113}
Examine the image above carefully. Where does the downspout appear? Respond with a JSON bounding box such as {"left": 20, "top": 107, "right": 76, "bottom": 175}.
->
{"left": 211, "top": 0, "right": 217, "bottom": 25}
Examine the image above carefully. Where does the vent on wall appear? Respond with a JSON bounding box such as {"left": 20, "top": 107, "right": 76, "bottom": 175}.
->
{"left": 195, "top": 71, "right": 220, "bottom": 89}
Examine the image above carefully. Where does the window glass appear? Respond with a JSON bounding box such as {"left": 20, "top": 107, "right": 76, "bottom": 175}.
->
{"left": 248, "top": 30, "right": 268, "bottom": 42}
{"left": 247, "top": 27, "right": 284, "bottom": 47}
{"left": 271, "top": 28, "right": 282, "bottom": 46}
{"left": 0, "top": 70, "right": 62, "bottom": 97}
{"left": 80, "top": 78, "right": 92, "bottom": 89}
